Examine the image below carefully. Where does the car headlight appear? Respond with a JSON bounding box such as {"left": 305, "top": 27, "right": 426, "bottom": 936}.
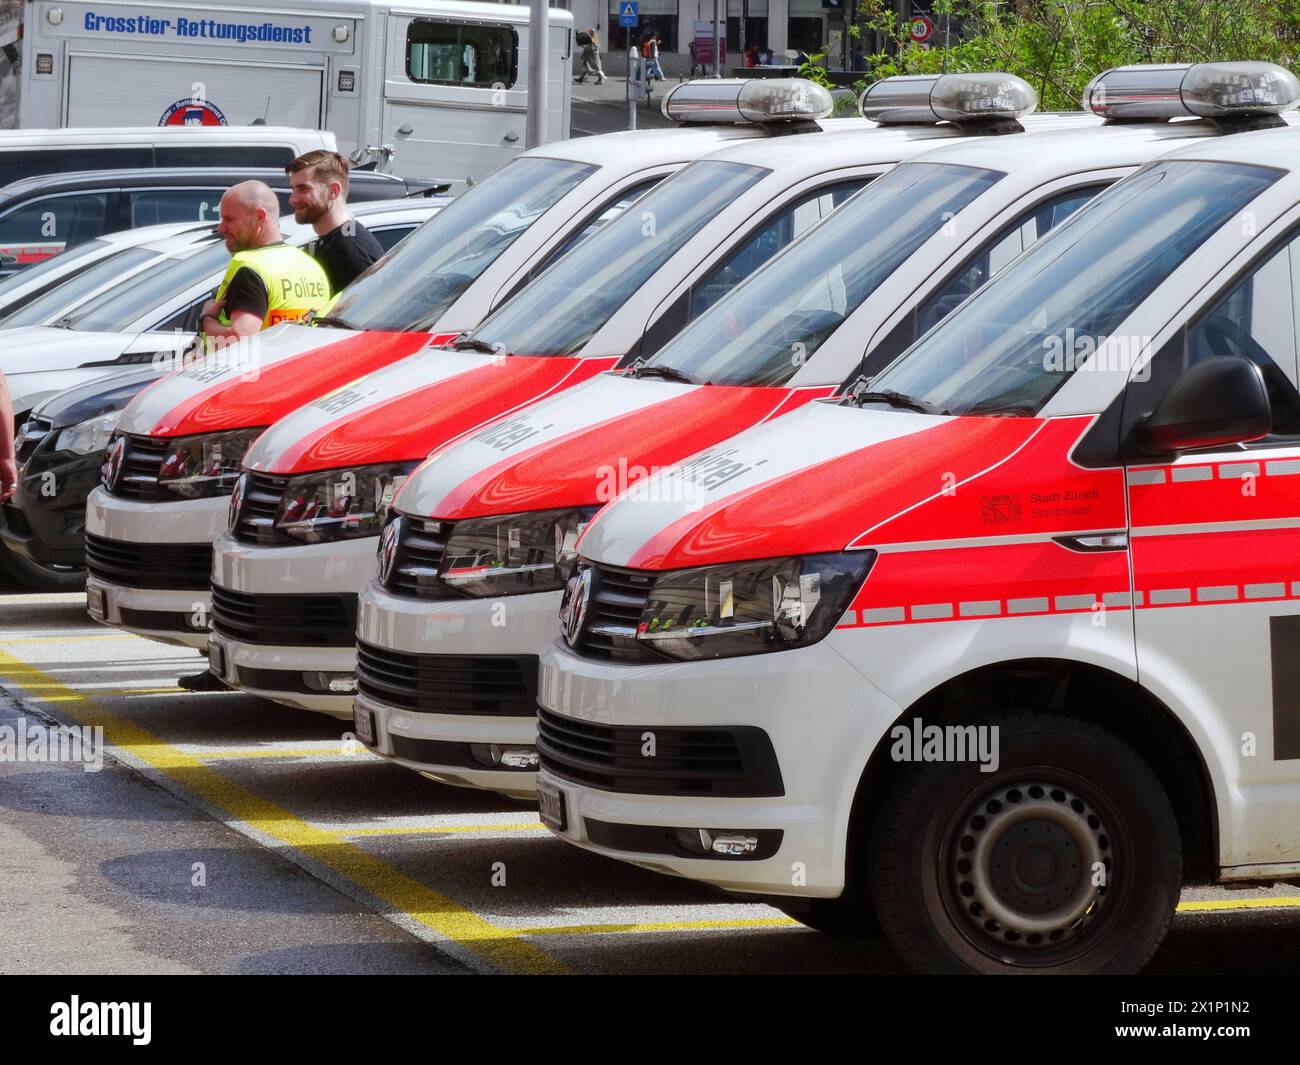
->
{"left": 439, "top": 507, "right": 599, "bottom": 597}
{"left": 53, "top": 411, "right": 122, "bottom": 455}
{"left": 632, "top": 552, "right": 876, "bottom": 660}
{"left": 275, "top": 462, "right": 417, "bottom": 544}
{"left": 157, "top": 427, "right": 267, "bottom": 499}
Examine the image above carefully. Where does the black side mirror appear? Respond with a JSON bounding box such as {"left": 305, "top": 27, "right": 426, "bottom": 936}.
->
{"left": 1138, "top": 355, "right": 1270, "bottom": 455}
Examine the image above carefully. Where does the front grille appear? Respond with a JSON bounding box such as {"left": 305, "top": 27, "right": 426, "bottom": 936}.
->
{"left": 85, "top": 533, "right": 211, "bottom": 589}
{"left": 571, "top": 564, "right": 661, "bottom": 663}
{"left": 108, "top": 434, "right": 171, "bottom": 501}
{"left": 211, "top": 585, "right": 358, "bottom": 646}
{"left": 383, "top": 516, "right": 465, "bottom": 600}
{"left": 536, "top": 706, "right": 784, "bottom": 797}
{"left": 15, "top": 415, "right": 52, "bottom": 463}
{"left": 233, "top": 472, "right": 290, "bottom": 545}
{"left": 356, "top": 641, "right": 537, "bottom": 716}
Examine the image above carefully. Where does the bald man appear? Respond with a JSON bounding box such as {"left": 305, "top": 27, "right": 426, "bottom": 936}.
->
{"left": 198, "top": 180, "right": 331, "bottom": 346}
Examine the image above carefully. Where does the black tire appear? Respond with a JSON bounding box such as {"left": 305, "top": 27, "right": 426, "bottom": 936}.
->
{"left": 775, "top": 896, "right": 880, "bottom": 937}
{"left": 0, "top": 541, "right": 87, "bottom": 591}
{"left": 869, "top": 712, "right": 1181, "bottom": 974}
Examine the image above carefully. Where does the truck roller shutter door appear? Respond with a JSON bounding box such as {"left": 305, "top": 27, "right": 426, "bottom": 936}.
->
{"left": 65, "top": 55, "right": 324, "bottom": 128}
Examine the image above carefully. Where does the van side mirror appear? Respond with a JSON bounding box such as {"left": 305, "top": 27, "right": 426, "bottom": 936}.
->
{"left": 1137, "top": 355, "right": 1270, "bottom": 455}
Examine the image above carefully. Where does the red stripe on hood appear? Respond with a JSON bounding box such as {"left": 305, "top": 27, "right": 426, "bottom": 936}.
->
{"left": 269, "top": 356, "right": 617, "bottom": 473}
{"left": 432, "top": 385, "right": 804, "bottom": 519}
{"left": 625, "top": 417, "right": 1043, "bottom": 570}
{"left": 151, "top": 331, "right": 432, "bottom": 437}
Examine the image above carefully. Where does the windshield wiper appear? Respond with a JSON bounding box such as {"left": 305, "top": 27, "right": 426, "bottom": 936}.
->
{"left": 310, "top": 315, "right": 358, "bottom": 330}
{"left": 453, "top": 337, "right": 507, "bottom": 355}
{"left": 848, "top": 388, "right": 947, "bottom": 416}
{"left": 625, "top": 364, "right": 698, "bottom": 384}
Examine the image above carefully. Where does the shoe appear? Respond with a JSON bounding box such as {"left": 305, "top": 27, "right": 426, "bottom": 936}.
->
{"left": 597, "top": 75, "right": 606, "bottom": 84}
{"left": 177, "top": 670, "right": 232, "bottom": 692}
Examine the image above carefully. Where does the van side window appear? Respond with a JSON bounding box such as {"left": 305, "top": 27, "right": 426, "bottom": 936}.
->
{"left": 914, "top": 185, "right": 1106, "bottom": 338}
{"left": 155, "top": 146, "right": 295, "bottom": 168}
{"left": 0, "top": 148, "right": 152, "bottom": 188}
{"left": 688, "top": 178, "right": 869, "bottom": 318}
{"left": 1181, "top": 240, "right": 1300, "bottom": 439}
{"left": 406, "top": 20, "right": 518, "bottom": 88}
{"left": 0, "top": 193, "right": 112, "bottom": 258}
{"left": 129, "top": 189, "right": 223, "bottom": 226}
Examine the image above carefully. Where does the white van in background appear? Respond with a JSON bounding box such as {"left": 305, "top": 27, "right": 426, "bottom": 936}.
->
{"left": 17, "top": 0, "right": 573, "bottom": 191}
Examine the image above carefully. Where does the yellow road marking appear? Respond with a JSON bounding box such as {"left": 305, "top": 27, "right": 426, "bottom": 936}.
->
{"left": 1177, "top": 896, "right": 1300, "bottom": 913}
{"left": 337, "top": 823, "right": 546, "bottom": 837}
{"left": 518, "top": 917, "right": 798, "bottom": 936}
{"left": 0, "top": 648, "right": 569, "bottom": 975}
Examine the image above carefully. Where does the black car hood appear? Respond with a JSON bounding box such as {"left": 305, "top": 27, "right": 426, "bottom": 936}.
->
{"left": 31, "top": 367, "right": 166, "bottom": 429}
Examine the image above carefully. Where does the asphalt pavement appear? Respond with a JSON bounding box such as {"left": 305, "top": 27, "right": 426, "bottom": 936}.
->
{"left": 570, "top": 67, "right": 677, "bottom": 136}
{"left": 2, "top": 580, "right": 1299, "bottom": 975}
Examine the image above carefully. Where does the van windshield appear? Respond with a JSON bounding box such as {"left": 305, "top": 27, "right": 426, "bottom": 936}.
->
{"left": 860, "top": 159, "right": 1283, "bottom": 416}
{"left": 2, "top": 246, "right": 161, "bottom": 329}
{"left": 63, "top": 242, "right": 227, "bottom": 332}
{"left": 643, "top": 162, "right": 1003, "bottom": 386}
{"left": 467, "top": 159, "right": 768, "bottom": 357}
{"left": 329, "top": 156, "right": 598, "bottom": 331}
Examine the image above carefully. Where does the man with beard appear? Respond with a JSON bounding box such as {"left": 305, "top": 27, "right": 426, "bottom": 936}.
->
{"left": 286, "top": 150, "right": 386, "bottom": 294}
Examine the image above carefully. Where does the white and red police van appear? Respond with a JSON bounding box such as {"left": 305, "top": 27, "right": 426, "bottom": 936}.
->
{"left": 351, "top": 63, "right": 1300, "bottom": 799}
{"left": 204, "top": 75, "right": 1096, "bottom": 718}
{"left": 535, "top": 80, "right": 1300, "bottom": 974}
{"left": 84, "top": 86, "right": 827, "bottom": 649}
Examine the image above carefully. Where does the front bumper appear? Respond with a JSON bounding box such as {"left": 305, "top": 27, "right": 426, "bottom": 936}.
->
{"left": 0, "top": 441, "right": 102, "bottom": 569}
{"left": 208, "top": 531, "right": 376, "bottom": 717}
{"left": 533, "top": 637, "right": 902, "bottom": 896}
{"left": 352, "top": 580, "right": 563, "bottom": 799}
{"left": 84, "top": 486, "right": 226, "bottom": 649}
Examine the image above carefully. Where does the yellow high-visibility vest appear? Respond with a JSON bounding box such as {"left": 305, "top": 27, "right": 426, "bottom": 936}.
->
{"left": 214, "top": 243, "right": 332, "bottom": 328}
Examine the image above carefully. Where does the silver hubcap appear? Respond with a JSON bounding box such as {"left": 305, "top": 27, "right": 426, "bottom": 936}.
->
{"left": 949, "top": 781, "right": 1111, "bottom": 950}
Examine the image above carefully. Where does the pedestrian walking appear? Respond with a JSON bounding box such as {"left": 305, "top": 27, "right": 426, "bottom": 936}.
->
{"left": 575, "top": 26, "right": 606, "bottom": 84}
{"left": 645, "top": 32, "right": 665, "bottom": 82}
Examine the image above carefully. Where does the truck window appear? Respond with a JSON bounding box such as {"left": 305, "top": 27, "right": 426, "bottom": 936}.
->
{"left": 0, "top": 192, "right": 112, "bottom": 260}
{"left": 154, "top": 146, "right": 296, "bottom": 168}
{"left": 129, "top": 189, "right": 224, "bottom": 227}
{"left": 406, "top": 20, "right": 518, "bottom": 88}
{"left": 0, "top": 148, "right": 152, "bottom": 187}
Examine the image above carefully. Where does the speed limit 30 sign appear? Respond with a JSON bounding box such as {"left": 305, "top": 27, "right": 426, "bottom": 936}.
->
{"left": 909, "top": 15, "right": 934, "bottom": 42}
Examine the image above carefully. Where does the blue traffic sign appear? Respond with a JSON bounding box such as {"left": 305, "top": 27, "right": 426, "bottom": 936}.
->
{"left": 619, "top": 1, "right": 638, "bottom": 27}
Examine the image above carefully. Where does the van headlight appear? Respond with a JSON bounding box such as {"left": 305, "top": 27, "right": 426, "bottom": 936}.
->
{"left": 54, "top": 410, "right": 121, "bottom": 455}
{"left": 439, "top": 507, "right": 599, "bottom": 597}
{"left": 634, "top": 552, "right": 875, "bottom": 660}
{"left": 157, "top": 427, "right": 267, "bottom": 498}
{"left": 274, "top": 462, "right": 417, "bottom": 544}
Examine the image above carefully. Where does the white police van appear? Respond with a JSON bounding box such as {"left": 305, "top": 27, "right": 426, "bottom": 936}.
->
{"left": 535, "top": 64, "right": 1300, "bottom": 974}
{"left": 17, "top": 0, "right": 573, "bottom": 190}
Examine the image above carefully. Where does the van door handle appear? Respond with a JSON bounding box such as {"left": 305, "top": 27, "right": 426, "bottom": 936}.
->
{"left": 396, "top": 124, "right": 413, "bottom": 135}
{"left": 503, "top": 130, "right": 519, "bottom": 143}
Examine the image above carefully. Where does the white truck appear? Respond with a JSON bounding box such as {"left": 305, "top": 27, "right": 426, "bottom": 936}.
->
{"left": 15, "top": 0, "right": 573, "bottom": 190}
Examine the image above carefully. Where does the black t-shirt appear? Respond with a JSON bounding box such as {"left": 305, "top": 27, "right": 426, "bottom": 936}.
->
{"left": 223, "top": 267, "right": 269, "bottom": 323}
{"left": 310, "top": 219, "right": 385, "bottom": 294}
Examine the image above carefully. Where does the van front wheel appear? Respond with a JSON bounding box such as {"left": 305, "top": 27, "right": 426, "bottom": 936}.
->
{"left": 869, "top": 712, "right": 1181, "bottom": 974}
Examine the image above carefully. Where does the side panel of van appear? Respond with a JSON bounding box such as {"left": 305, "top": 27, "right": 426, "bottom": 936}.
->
{"left": 65, "top": 54, "right": 325, "bottom": 129}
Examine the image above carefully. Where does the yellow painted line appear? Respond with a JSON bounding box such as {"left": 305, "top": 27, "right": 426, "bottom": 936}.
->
{"left": 1177, "top": 896, "right": 1300, "bottom": 913}
{"left": 518, "top": 917, "right": 798, "bottom": 937}
{"left": 0, "top": 648, "right": 569, "bottom": 976}
{"left": 197, "top": 747, "right": 376, "bottom": 761}
{"left": 337, "top": 823, "right": 546, "bottom": 837}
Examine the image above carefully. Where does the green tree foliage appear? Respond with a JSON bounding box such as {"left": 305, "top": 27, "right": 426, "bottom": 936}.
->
{"left": 852, "top": 1, "right": 1300, "bottom": 110}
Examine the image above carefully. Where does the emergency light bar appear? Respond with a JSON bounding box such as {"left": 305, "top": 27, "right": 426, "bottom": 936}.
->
{"left": 1083, "top": 62, "right": 1300, "bottom": 125}
{"left": 859, "top": 73, "right": 1037, "bottom": 128}
{"left": 661, "top": 79, "right": 834, "bottom": 126}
